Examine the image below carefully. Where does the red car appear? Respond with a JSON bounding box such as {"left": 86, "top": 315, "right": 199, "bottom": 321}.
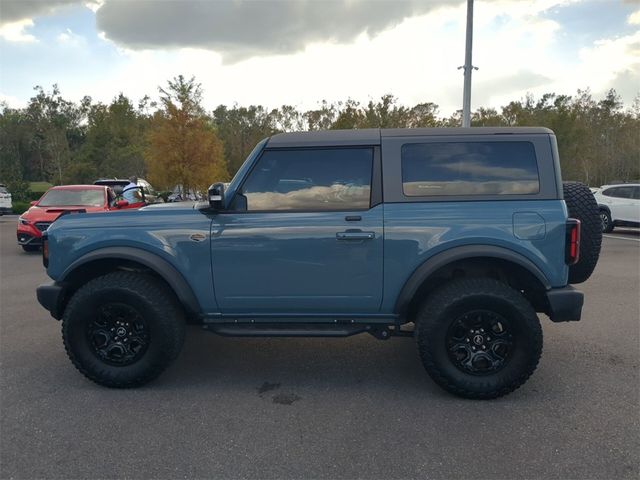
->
{"left": 17, "top": 185, "right": 143, "bottom": 252}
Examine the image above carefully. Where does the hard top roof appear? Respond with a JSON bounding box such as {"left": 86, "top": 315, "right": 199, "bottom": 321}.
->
{"left": 267, "top": 127, "right": 553, "bottom": 147}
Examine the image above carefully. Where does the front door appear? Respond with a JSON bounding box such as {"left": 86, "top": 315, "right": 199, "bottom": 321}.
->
{"left": 210, "top": 146, "right": 383, "bottom": 314}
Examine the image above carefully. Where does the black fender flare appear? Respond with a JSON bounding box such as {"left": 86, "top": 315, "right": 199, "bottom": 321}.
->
{"left": 597, "top": 204, "right": 611, "bottom": 214}
{"left": 60, "top": 247, "right": 201, "bottom": 315}
{"left": 394, "top": 245, "right": 551, "bottom": 316}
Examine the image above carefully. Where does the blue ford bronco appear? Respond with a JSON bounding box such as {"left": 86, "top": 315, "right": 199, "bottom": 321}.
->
{"left": 37, "top": 127, "right": 602, "bottom": 398}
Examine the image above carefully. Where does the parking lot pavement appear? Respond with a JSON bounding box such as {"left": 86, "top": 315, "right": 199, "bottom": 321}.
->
{"left": 1, "top": 215, "right": 638, "bottom": 480}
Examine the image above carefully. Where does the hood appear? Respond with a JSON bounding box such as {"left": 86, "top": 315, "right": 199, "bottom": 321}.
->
{"left": 22, "top": 204, "right": 105, "bottom": 222}
{"left": 140, "top": 201, "right": 198, "bottom": 211}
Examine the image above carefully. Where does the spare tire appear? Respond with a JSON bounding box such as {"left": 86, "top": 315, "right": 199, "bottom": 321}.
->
{"left": 563, "top": 181, "right": 602, "bottom": 284}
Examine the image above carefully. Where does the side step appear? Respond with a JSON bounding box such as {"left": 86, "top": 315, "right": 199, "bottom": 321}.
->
{"left": 202, "top": 323, "right": 414, "bottom": 339}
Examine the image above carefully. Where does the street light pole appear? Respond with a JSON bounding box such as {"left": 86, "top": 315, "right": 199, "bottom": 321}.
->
{"left": 461, "top": 0, "right": 475, "bottom": 128}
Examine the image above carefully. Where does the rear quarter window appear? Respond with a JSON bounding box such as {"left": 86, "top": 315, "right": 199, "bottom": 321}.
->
{"left": 401, "top": 141, "right": 540, "bottom": 196}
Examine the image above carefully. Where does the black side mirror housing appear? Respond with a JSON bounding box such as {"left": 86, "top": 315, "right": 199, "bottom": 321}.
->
{"left": 208, "top": 182, "right": 225, "bottom": 210}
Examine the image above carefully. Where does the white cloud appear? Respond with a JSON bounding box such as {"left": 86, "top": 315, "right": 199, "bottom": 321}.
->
{"left": 0, "top": 92, "right": 26, "bottom": 108}
{"left": 0, "top": 19, "right": 37, "bottom": 43}
{"left": 628, "top": 9, "right": 640, "bottom": 25}
{"left": 56, "top": 28, "right": 85, "bottom": 46}
{"left": 1, "top": 0, "right": 638, "bottom": 116}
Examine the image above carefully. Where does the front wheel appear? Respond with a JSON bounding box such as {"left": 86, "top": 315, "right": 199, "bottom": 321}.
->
{"left": 415, "top": 278, "right": 542, "bottom": 399}
{"left": 62, "top": 272, "right": 185, "bottom": 388}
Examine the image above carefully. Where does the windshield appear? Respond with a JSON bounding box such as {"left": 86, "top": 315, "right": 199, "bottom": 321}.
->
{"left": 38, "top": 189, "right": 104, "bottom": 207}
{"left": 0, "top": 187, "right": 8, "bottom": 194}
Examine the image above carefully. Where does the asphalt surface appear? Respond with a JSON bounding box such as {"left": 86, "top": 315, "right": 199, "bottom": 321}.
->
{"left": 1, "top": 215, "right": 638, "bottom": 480}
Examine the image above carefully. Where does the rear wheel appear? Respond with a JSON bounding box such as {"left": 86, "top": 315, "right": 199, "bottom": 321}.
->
{"left": 415, "top": 278, "right": 542, "bottom": 399}
{"left": 599, "top": 209, "right": 613, "bottom": 233}
{"left": 62, "top": 272, "right": 185, "bottom": 388}
{"left": 563, "top": 181, "right": 602, "bottom": 284}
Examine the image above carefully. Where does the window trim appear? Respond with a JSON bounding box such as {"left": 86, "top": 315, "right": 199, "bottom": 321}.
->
{"left": 225, "top": 145, "right": 380, "bottom": 214}
{"left": 400, "top": 140, "right": 541, "bottom": 198}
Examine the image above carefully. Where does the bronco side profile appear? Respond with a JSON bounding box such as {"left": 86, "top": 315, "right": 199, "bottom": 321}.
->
{"left": 37, "top": 128, "right": 602, "bottom": 398}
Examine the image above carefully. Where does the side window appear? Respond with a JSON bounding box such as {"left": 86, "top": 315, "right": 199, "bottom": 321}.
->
{"left": 604, "top": 187, "right": 632, "bottom": 199}
{"left": 633, "top": 186, "right": 640, "bottom": 200}
{"left": 401, "top": 141, "right": 540, "bottom": 196}
{"left": 240, "top": 148, "right": 373, "bottom": 211}
{"left": 616, "top": 187, "right": 633, "bottom": 199}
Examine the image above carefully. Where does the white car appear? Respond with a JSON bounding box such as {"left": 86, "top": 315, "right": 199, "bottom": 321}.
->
{"left": 0, "top": 184, "right": 12, "bottom": 215}
{"left": 593, "top": 183, "right": 640, "bottom": 232}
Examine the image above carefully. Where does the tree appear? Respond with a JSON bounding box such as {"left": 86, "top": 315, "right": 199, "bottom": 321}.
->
{"left": 212, "top": 104, "right": 278, "bottom": 175}
{"left": 74, "top": 94, "right": 148, "bottom": 183}
{"left": 145, "top": 76, "right": 228, "bottom": 195}
{"left": 0, "top": 105, "right": 30, "bottom": 199}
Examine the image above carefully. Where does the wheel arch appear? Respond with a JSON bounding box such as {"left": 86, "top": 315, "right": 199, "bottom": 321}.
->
{"left": 394, "top": 245, "right": 551, "bottom": 320}
{"left": 60, "top": 247, "right": 201, "bottom": 317}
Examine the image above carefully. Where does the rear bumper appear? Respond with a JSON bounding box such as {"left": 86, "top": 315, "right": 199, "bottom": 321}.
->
{"left": 546, "top": 286, "right": 584, "bottom": 322}
{"left": 36, "top": 281, "right": 66, "bottom": 320}
{"left": 0, "top": 207, "right": 12, "bottom": 214}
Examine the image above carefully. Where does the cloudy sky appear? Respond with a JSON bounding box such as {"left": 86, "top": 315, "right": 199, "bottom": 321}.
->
{"left": 0, "top": 0, "right": 638, "bottom": 115}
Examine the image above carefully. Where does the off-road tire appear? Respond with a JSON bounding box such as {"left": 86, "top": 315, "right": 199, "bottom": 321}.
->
{"left": 599, "top": 208, "right": 614, "bottom": 233}
{"left": 21, "top": 245, "right": 39, "bottom": 252}
{"left": 415, "top": 278, "right": 542, "bottom": 399}
{"left": 563, "top": 181, "right": 602, "bottom": 284}
{"left": 62, "top": 271, "right": 185, "bottom": 388}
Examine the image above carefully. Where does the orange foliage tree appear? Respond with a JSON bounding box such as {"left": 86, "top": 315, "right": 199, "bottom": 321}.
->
{"left": 145, "top": 75, "right": 228, "bottom": 196}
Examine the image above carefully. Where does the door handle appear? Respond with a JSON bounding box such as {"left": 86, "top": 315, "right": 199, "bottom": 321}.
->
{"left": 336, "top": 231, "right": 375, "bottom": 240}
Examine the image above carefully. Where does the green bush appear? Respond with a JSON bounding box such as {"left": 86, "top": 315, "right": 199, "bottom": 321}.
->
{"left": 12, "top": 201, "right": 31, "bottom": 215}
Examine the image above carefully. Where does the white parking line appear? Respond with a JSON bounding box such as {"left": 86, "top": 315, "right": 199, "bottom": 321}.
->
{"left": 603, "top": 234, "right": 640, "bottom": 242}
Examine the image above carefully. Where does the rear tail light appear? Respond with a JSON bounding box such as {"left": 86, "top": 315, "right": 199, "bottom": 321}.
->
{"left": 565, "top": 218, "right": 581, "bottom": 265}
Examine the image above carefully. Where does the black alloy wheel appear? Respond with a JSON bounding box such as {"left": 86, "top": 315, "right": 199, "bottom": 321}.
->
{"left": 87, "top": 303, "right": 150, "bottom": 366}
{"left": 446, "top": 310, "right": 514, "bottom": 375}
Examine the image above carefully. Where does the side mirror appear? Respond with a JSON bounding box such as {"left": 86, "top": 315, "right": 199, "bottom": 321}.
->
{"left": 30, "top": 201, "right": 38, "bottom": 206}
{"left": 208, "top": 182, "right": 225, "bottom": 210}
{"left": 116, "top": 200, "right": 129, "bottom": 208}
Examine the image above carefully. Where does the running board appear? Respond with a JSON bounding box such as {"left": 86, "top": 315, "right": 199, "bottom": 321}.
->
{"left": 202, "top": 323, "right": 414, "bottom": 339}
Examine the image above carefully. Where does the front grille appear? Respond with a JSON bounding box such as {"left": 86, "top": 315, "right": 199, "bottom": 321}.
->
{"left": 35, "top": 222, "right": 51, "bottom": 232}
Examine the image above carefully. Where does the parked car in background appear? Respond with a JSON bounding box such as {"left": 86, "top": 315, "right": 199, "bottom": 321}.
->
{"left": 167, "top": 184, "right": 202, "bottom": 202}
{"left": 17, "top": 185, "right": 139, "bottom": 252}
{"left": 593, "top": 183, "right": 640, "bottom": 232}
{"left": 94, "top": 178, "right": 162, "bottom": 204}
{"left": 0, "top": 184, "right": 12, "bottom": 215}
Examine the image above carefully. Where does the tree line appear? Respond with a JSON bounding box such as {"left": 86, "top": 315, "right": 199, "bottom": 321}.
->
{"left": 1, "top": 75, "right": 638, "bottom": 201}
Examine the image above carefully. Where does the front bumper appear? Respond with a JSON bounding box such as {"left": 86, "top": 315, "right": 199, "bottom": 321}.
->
{"left": 17, "top": 232, "right": 43, "bottom": 246}
{"left": 546, "top": 286, "right": 584, "bottom": 322}
{"left": 17, "top": 224, "right": 43, "bottom": 246}
{"left": 36, "top": 281, "right": 67, "bottom": 320}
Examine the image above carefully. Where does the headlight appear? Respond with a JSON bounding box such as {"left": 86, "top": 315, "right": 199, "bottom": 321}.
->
{"left": 18, "top": 216, "right": 30, "bottom": 225}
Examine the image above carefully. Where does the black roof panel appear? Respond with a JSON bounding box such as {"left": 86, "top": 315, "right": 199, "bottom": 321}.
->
{"left": 266, "top": 127, "right": 553, "bottom": 148}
